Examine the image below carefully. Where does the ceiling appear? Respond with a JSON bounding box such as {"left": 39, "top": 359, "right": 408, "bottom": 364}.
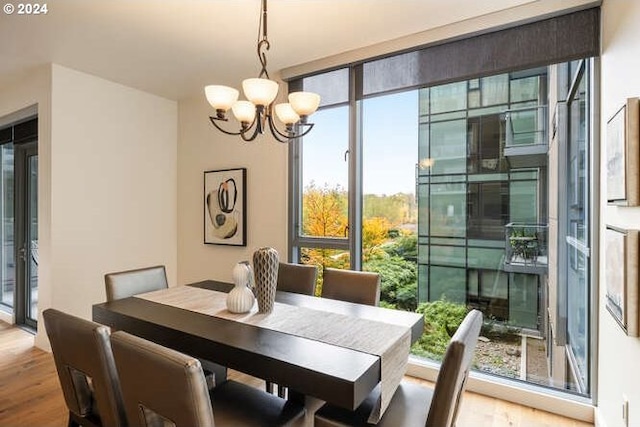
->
{"left": 0, "top": 0, "right": 537, "bottom": 100}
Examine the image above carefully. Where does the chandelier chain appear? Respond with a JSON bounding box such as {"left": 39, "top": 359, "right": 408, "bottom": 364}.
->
{"left": 257, "top": 0, "right": 270, "bottom": 79}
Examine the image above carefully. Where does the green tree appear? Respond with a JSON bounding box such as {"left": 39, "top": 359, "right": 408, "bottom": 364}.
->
{"left": 363, "top": 193, "right": 417, "bottom": 226}
{"left": 383, "top": 231, "right": 417, "bottom": 260}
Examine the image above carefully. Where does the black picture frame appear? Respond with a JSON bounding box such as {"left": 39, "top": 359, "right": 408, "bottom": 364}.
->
{"left": 204, "top": 168, "right": 246, "bottom": 246}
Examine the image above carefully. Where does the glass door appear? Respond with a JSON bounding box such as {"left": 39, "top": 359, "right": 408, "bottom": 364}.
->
{"left": 0, "top": 117, "right": 37, "bottom": 328}
{"left": 15, "top": 141, "right": 38, "bottom": 328}
{"left": 0, "top": 142, "right": 14, "bottom": 313}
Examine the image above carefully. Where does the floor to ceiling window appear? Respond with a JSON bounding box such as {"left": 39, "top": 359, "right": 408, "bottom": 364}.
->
{"left": 293, "top": 69, "right": 351, "bottom": 285}
{"left": 290, "top": 60, "right": 594, "bottom": 396}
{"left": 287, "top": 7, "right": 599, "bottom": 399}
{"left": 300, "top": 106, "right": 351, "bottom": 273}
{"left": 565, "top": 60, "right": 591, "bottom": 393}
{"left": 362, "top": 92, "right": 418, "bottom": 310}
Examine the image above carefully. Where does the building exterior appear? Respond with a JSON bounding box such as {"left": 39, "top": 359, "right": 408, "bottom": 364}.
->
{"left": 416, "top": 61, "right": 592, "bottom": 395}
{"left": 417, "top": 67, "right": 548, "bottom": 332}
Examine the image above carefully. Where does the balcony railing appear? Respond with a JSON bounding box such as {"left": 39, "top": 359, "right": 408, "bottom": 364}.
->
{"left": 504, "top": 223, "right": 548, "bottom": 274}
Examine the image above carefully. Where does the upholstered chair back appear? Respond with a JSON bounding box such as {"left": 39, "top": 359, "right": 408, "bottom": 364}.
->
{"left": 105, "top": 265, "right": 168, "bottom": 301}
{"left": 321, "top": 268, "right": 381, "bottom": 306}
{"left": 314, "top": 309, "right": 483, "bottom": 427}
{"left": 277, "top": 262, "right": 318, "bottom": 295}
{"left": 426, "top": 309, "right": 483, "bottom": 427}
{"left": 111, "top": 331, "right": 215, "bottom": 427}
{"left": 43, "top": 308, "right": 126, "bottom": 427}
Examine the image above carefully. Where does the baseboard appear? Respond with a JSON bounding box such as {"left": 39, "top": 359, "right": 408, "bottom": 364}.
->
{"left": 0, "top": 309, "right": 14, "bottom": 324}
{"left": 407, "top": 358, "right": 594, "bottom": 423}
{"left": 594, "top": 408, "right": 609, "bottom": 427}
{"left": 34, "top": 329, "right": 51, "bottom": 352}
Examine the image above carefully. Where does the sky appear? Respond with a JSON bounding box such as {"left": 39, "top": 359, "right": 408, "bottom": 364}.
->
{"left": 302, "top": 90, "right": 419, "bottom": 196}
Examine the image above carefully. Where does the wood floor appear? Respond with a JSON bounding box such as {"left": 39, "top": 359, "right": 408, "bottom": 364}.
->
{"left": 0, "top": 321, "right": 592, "bottom": 427}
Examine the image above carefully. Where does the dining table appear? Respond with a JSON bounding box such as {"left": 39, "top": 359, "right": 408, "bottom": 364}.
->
{"left": 92, "top": 279, "right": 424, "bottom": 419}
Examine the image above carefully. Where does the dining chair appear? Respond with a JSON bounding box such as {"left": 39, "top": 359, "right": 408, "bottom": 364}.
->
{"left": 277, "top": 262, "right": 318, "bottom": 295}
{"left": 104, "top": 265, "right": 228, "bottom": 386}
{"left": 313, "top": 309, "right": 483, "bottom": 427}
{"left": 321, "top": 268, "right": 381, "bottom": 306}
{"left": 104, "top": 265, "right": 168, "bottom": 301}
{"left": 42, "top": 308, "right": 127, "bottom": 427}
{"left": 110, "top": 330, "right": 306, "bottom": 427}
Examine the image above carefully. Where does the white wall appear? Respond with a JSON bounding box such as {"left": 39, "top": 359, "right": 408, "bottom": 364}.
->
{"left": 598, "top": 1, "right": 640, "bottom": 426}
{"left": 177, "top": 92, "right": 288, "bottom": 285}
{"left": 42, "top": 65, "right": 177, "bottom": 347}
{"left": 0, "top": 65, "right": 178, "bottom": 349}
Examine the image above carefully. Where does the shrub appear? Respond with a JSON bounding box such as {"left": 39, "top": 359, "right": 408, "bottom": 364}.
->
{"left": 411, "top": 299, "right": 468, "bottom": 361}
{"left": 383, "top": 233, "right": 417, "bottom": 259}
{"left": 365, "top": 256, "right": 417, "bottom": 311}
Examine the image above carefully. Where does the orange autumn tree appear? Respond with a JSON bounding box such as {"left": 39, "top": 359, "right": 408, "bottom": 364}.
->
{"left": 301, "top": 183, "right": 395, "bottom": 271}
{"left": 301, "top": 183, "right": 350, "bottom": 280}
{"left": 362, "top": 217, "right": 392, "bottom": 262}
{"left": 302, "top": 182, "right": 348, "bottom": 238}
{"left": 301, "top": 183, "right": 419, "bottom": 299}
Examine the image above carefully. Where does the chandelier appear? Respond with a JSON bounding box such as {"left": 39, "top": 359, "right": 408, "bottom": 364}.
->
{"left": 205, "top": 0, "right": 320, "bottom": 143}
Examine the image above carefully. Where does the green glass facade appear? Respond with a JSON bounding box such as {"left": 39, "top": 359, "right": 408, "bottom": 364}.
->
{"left": 417, "top": 69, "right": 548, "bottom": 330}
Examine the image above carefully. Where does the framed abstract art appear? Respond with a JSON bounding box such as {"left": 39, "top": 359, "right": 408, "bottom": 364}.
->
{"left": 204, "top": 168, "right": 247, "bottom": 246}
{"left": 606, "top": 97, "right": 639, "bottom": 206}
{"left": 605, "top": 225, "right": 639, "bottom": 336}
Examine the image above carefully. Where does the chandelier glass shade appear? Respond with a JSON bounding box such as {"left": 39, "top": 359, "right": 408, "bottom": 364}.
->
{"left": 205, "top": 0, "right": 320, "bottom": 143}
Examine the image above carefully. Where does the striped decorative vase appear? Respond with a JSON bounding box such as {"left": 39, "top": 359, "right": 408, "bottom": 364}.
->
{"left": 252, "top": 247, "right": 279, "bottom": 313}
{"left": 226, "top": 261, "right": 255, "bottom": 313}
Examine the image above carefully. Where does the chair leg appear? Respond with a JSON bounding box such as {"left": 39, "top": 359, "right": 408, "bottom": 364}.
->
{"left": 210, "top": 363, "right": 227, "bottom": 383}
{"left": 277, "top": 384, "right": 287, "bottom": 399}
{"left": 266, "top": 381, "right": 288, "bottom": 398}
{"left": 200, "top": 360, "right": 228, "bottom": 388}
{"left": 266, "top": 380, "right": 275, "bottom": 394}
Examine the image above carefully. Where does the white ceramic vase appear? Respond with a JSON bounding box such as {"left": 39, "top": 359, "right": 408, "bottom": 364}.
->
{"left": 226, "top": 261, "right": 255, "bottom": 313}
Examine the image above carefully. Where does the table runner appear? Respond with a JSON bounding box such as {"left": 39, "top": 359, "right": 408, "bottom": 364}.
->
{"left": 135, "top": 285, "right": 411, "bottom": 423}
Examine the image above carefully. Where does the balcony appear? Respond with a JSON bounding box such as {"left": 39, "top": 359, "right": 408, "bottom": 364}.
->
{"left": 503, "top": 105, "right": 547, "bottom": 168}
{"left": 504, "top": 223, "right": 548, "bottom": 275}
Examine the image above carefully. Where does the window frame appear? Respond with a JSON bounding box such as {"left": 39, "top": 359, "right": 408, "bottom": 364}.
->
{"left": 561, "top": 59, "right": 598, "bottom": 397}
{"left": 289, "top": 66, "right": 366, "bottom": 270}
